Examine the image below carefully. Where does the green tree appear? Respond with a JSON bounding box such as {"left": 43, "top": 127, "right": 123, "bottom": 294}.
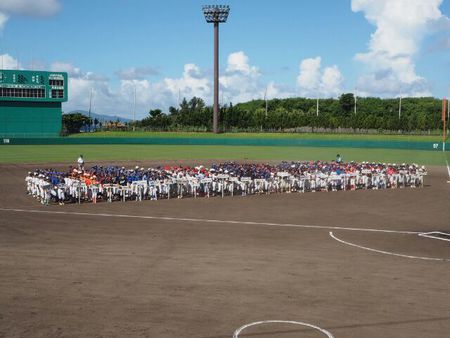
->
{"left": 339, "top": 93, "right": 355, "bottom": 114}
{"left": 142, "top": 109, "right": 171, "bottom": 130}
{"left": 137, "top": 95, "right": 444, "bottom": 133}
{"left": 62, "top": 113, "right": 92, "bottom": 134}
{"left": 253, "top": 108, "right": 266, "bottom": 131}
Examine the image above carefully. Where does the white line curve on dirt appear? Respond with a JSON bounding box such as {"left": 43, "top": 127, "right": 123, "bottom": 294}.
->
{"left": 329, "top": 231, "right": 449, "bottom": 262}
{"left": 233, "top": 320, "right": 334, "bottom": 338}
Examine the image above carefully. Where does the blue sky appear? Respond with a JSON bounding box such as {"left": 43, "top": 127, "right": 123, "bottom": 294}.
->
{"left": 0, "top": 0, "right": 449, "bottom": 118}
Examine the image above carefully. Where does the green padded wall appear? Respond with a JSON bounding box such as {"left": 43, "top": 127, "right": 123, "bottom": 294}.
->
{"left": 0, "top": 101, "right": 62, "bottom": 137}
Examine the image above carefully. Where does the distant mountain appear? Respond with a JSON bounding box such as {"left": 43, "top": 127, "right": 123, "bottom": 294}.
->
{"left": 65, "top": 110, "right": 132, "bottom": 123}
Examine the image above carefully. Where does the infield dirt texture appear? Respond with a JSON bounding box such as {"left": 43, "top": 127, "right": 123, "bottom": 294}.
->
{"left": 0, "top": 161, "right": 449, "bottom": 338}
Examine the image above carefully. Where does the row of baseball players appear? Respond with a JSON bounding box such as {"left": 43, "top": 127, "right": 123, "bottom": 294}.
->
{"left": 25, "top": 161, "right": 427, "bottom": 205}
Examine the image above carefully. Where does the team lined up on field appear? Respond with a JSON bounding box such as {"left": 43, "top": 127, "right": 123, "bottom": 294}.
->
{"left": 26, "top": 161, "right": 427, "bottom": 205}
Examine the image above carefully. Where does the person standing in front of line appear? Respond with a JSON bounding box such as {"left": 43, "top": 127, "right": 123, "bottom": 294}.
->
{"left": 77, "top": 155, "right": 85, "bottom": 172}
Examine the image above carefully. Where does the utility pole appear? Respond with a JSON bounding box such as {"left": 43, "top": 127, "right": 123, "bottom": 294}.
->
{"left": 316, "top": 97, "right": 319, "bottom": 117}
{"left": 399, "top": 96, "right": 402, "bottom": 119}
{"left": 202, "top": 5, "right": 230, "bottom": 133}
{"left": 354, "top": 89, "right": 357, "bottom": 115}
{"left": 264, "top": 86, "right": 268, "bottom": 117}
{"left": 443, "top": 98, "right": 447, "bottom": 152}
{"left": 133, "top": 85, "right": 136, "bottom": 132}
{"left": 88, "top": 88, "right": 93, "bottom": 133}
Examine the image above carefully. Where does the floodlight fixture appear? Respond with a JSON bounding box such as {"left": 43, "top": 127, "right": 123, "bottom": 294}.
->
{"left": 202, "top": 5, "right": 230, "bottom": 23}
{"left": 202, "top": 5, "right": 230, "bottom": 133}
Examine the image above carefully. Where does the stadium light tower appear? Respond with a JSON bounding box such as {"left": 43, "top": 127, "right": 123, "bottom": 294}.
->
{"left": 202, "top": 5, "right": 230, "bottom": 133}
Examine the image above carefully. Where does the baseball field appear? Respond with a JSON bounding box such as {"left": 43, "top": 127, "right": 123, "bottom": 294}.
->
{"left": 1, "top": 134, "right": 449, "bottom": 338}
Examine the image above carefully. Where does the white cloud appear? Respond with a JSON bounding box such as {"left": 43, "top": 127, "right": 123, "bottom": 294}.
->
{"left": 115, "top": 66, "right": 160, "bottom": 80}
{"left": 219, "top": 51, "right": 297, "bottom": 103}
{"left": 297, "top": 57, "right": 321, "bottom": 91}
{"left": 0, "top": 0, "right": 60, "bottom": 31}
{"left": 0, "top": 53, "right": 21, "bottom": 69}
{"left": 321, "top": 65, "right": 344, "bottom": 97}
{"left": 226, "top": 51, "right": 259, "bottom": 75}
{"left": 265, "top": 81, "right": 295, "bottom": 100}
{"left": 0, "top": 0, "right": 60, "bottom": 17}
{"left": 49, "top": 61, "right": 194, "bottom": 117}
{"left": 50, "top": 62, "right": 114, "bottom": 115}
{"left": 297, "top": 57, "right": 343, "bottom": 98}
{"left": 351, "top": 0, "right": 449, "bottom": 96}
{"left": 3, "top": 50, "right": 312, "bottom": 118}
{"left": 51, "top": 62, "right": 83, "bottom": 78}
{"left": 164, "top": 63, "right": 211, "bottom": 101}
{"left": 0, "top": 12, "right": 8, "bottom": 30}
{"left": 119, "top": 80, "right": 175, "bottom": 118}
{"left": 58, "top": 52, "right": 276, "bottom": 118}
{"left": 57, "top": 52, "right": 337, "bottom": 117}
{"left": 220, "top": 52, "right": 263, "bottom": 102}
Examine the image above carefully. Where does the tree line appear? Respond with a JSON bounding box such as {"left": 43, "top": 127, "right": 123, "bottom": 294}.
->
{"left": 63, "top": 94, "right": 447, "bottom": 134}
{"left": 136, "top": 94, "right": 446, "bottom": 133}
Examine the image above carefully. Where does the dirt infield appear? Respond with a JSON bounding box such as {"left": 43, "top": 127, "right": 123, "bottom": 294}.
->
{"left": 1, "top": 162, "right": 449, "bottom": 338}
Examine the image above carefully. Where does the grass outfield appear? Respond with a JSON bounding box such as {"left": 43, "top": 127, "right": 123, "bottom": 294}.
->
{"left": 68, "top": 131, "right": 442, "bottom": 142}
{"left": 0, "top": 144, "right": 448, "bottom": 166}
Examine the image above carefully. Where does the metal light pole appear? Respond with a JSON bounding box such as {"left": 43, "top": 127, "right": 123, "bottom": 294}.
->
{"left": 202, "top": 5, "right": 230, "bottom": 134}
{"left": 398, "top": 96, "right": 402, "bottom": 119}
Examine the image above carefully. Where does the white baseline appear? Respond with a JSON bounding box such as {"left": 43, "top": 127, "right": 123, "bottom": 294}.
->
{"left": 329, "top": 231, "right": 449, "bottom": 262}
{"left": 0, "top": 207, "right": 420, "bottom": 235}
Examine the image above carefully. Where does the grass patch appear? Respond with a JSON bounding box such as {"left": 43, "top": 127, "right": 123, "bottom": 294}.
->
{"left": 0, "top": 144, "right": 447, "bottom": 166}
{"left": 68, "top": 131, "right": 441, "bottom": 142}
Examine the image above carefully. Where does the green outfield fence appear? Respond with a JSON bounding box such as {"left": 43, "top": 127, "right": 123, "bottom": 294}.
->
{"left": 1, "top": 136, "right": 448, "bottom": 151}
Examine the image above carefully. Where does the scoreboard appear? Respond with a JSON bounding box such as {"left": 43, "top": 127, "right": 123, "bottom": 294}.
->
{"left": 0, "top": 70, "right": 68, "bottom": 137}
{"left": 0, "top": 70, "right": 68, "bottom": 103}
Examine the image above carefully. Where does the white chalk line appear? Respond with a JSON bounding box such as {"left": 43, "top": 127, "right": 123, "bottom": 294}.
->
{"left": 329, "top": 231, "right": 449, "bottom": 262}
{"left": 0, "top": 207, "right": 420, "bottom": 235}
{"left": 418, "top": 231, "right": 450, "bottom": 243}
{"left": 446, "top": 160, "right": 450, "bottom": 180}
{"left": 233, "top": 320, "right": 334, "bottom": 338}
